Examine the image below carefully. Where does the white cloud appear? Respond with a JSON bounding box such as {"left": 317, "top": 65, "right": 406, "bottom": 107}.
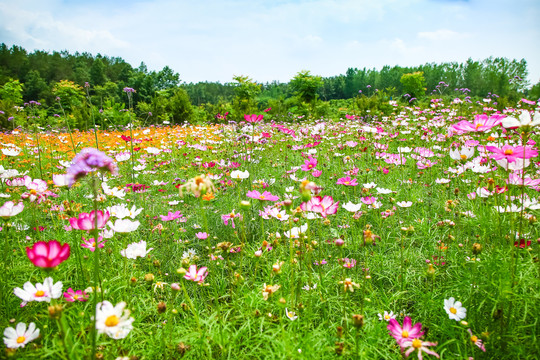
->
{"left": 417, "top": 29, "right": 468, "bottom": 41}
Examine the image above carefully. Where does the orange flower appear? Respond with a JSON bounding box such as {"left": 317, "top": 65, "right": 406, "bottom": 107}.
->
{"left": 202, "top": 192, "right": 215, "bottom": 201}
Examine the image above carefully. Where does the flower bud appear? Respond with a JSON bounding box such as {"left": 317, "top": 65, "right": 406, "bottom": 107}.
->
{"left": 426, "top": 264, "right": 436, "bottom": 278}
{"left": 157, "top": 301, "right": 167, "bottom": 314}
{"left": 177, "top": 268, "right": 187, "bottom": 275}
{"left": 352, "top": 314, "right": 364, "bottom": 328}
{"left": 334, "top": 239, "right": 344, "bottom": 247}
{"left": 239, "top": 200, "right": 251, "bottom": 210}
{"left": 171, "top": 283, "right": 181, "bottom": 291}
{"left": 472, "top": 243, "right": 482, "bottom": 255}
{"left": 144, "top": 273, "right": 155, "bottom": 282}
{"left": 283, "top": 199, "right": 293, "bottom": 210}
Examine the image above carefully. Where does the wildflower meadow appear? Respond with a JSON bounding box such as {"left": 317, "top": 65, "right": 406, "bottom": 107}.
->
{"left": 1, "top": 93, "right": 539, "bottom": 359}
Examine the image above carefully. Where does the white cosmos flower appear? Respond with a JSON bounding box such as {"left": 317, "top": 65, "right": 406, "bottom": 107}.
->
{"left": 107, "top": 204, "right": 143, "bottom": 219}
{"left": 376, "top": 187, "right": 393, "bottom": 194}
{"left": 14, "top": 277, "right": 63, "bottom": 307}
{"left": 52, "top": 174, "right": 70, "bottom": 187}
{"left": 109, "top": 219, "right": 140, "bottom": 233}
{"left": 396, "top": 201, "right": 413, "bottom": 208}
{"left": 363, "top": 182, "right": 377, "bottom": 189}
{"left": 115, "top": 152, "right": 131, "bottom": 162}
{"left": 284, "top": 224, "right": 308, "bottom": 239}
{"left": 230, "top": 170, "right": 250, "bottom": 180}
{"left": 435, "top": 178, "right": 451, "bottom": 184}
{"left": 443, "top": 297, "right": 467, "bottom": 321}
{"left": 342, "top": 201, "right": 362, "bottom": 212}
{"left": 501, "top": 110, "right": 540, "bottom": 128}
{"left": 285, "top": 308, "right": 298, "bottom": 321}
{"left": 95, "top": 301, "right": 134, "bottom": 339}
{"left": 3, "top": 322, "right": 40, "bottom": 349}
{"left": 120, "top": 240, "right": 153, "bottom": 259}
{"left": 1, "top": 148, "right": 21, "bottom": 156}
{"left": 0, "top": 201, "right": 24, "bottom": 219}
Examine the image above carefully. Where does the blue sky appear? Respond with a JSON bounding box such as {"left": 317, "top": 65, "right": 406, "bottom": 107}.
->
{"left": 0, "top": 0, "right": 539, "bottom": 86}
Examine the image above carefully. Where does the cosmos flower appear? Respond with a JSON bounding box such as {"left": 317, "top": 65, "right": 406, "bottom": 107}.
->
{"left": 120, "top": 241, "right": 153, "bottom": 259}
{"left": 0, "top": 201, "right": 24, "bottom": 219}
{"left": 246, "top": 190, "right": 279, "bottom": 201}
{"left": 109, "top": 219, "right": 140, "bottom": 233}
{"left": 3, "top": 322, "right": 40, "bottom": 349}
{"left": 63, "top": 288, "right": 89, "bottom": 302}
{"left": 69, "top": 210, "right": 111, "bottom": 231}
{"left": 14, "top": 277, "right": 63, "bottom": 307}
{"left": 95, "top": 301, "right": 134, "bottom": 339}
{"left": 387, "top": 316, "right": 424, "bottom": 345}
{"left": 400, "top": 338, "right": 440, "bottom": 359}
{"left": 300, "top": 196, "right": 339, "bottom": 218}
{"left": 443, "top": 297, "right": 467, "bottom": 321}
{"left": 184, "top": 264, "right": 208, "bottom": 284}
{"left": 26, "top": 240, "right": 70, "bottom": 268}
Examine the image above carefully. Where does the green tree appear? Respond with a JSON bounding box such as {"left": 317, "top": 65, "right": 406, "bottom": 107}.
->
{"left": 231, "top": 75, "right": 261, "bottom": 119}
{"left": 400, "top": 71, "right": 426, "bottom": 99}
{"left": 90, "top": 58, "right": 107, "bottom": 86}
{"left": 0, "top": 78, "right": 24, "bottom": 104}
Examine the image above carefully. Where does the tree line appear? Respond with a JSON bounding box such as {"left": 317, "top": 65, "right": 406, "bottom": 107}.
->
{"left": 0, "top": 43, "right": 537, "bottom": 129}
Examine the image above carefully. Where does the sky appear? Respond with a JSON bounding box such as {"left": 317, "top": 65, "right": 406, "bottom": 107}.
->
{"left": 0, "top": 0, "right": 539, "bottom": 86}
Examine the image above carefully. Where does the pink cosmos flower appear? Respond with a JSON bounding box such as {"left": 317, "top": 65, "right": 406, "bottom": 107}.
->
{"left": 195, "top": 232, "right": 208, "bottom": 240}
{"left": 160, "top": 211, "right": 184, "bottom": 221}
{"left": 81, "top": 236, "right": 106, "bottom": 252}
{"left": 300, "top": 196, "right": 339, "bottom": 218}
{"left": 336, "top": 176, "right": 358, "bottom": 186}
{"left": 26, "top": 240, "right": 70, "bottom": 268}
{"left": 486, "top": 145, "right": 538, "bottom": 163}
{"left": 301, "top": 156, "right": 318, "bottom": 171}
{"left": 244, "top": 114, "right": 264, "bottom": 123}
{"left": 222, "top": 210, "right": 243, "bottom": 228}
{"left": 69, "top": 210, "right": 110, "bottom": 230}
{"left": 506, "top": 172, "right": 540, "bottom": 187}
{"left": 387, "top": 316, "right": 424, "bottom": 345}
{"left": 311, "top": 169, "right": 322, "bottom": 177}
{"left": 63, "top": 288, "right": 89, "bottom": 302}
{"left": 449, "top": 114, "right": 504, "bottom": 134}
{"left": 246, "top": 190, "right": 279, "bottom": 201}
{"left": 467, "top": 329, "right": 486, "bottom": 352}
{"left": 184, "top": 264, "right": 208, "bottom": 284}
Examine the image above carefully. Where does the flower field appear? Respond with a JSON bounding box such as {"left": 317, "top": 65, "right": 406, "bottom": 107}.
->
{"left": 1, "top": 100, "right": 539, "bottom": 359}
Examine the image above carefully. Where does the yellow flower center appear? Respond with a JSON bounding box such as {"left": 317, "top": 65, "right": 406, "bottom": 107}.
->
{"left": 470, "top": 335, "right": 478, "bottom": 343}
{"left": 30, "top": 189, "right": 38, "bottom": 195}
{"left": 412, "top": 338, "right": 422, "bottom": 349}
{"left": 73, "top": 295, "right": 79, "bottom": 300}
{"left": 384, "top": 315, "right": 390, "bottom": 320}
{"left": 450, "top": 307, "right": 457, "bottom": 314}
{"left": 402, "top": 330, "right": 409, "bottom": 338}
{"left": 35, "top": 290, "right": 45, "bottom": 297}
{"left": 288, "top": 312, "right": 295, "bottom": 318}
{"left": 277, "top": 214, "right": 282, "bottom": 218}
{"left": 475, "top": 123, "right": 483, "bottom": 129}
{"left": 16, "top": 336, "right": 26, "bottom": 344}
{"left": 504, "top": 149, "right": 513, "bottom": 155}
{"left": 345, "top": 181, "right": 350, "bottom": 185}
{"left": 259, "top": 195, "right": 265, "bottom": 200}
{"left": 105, "top": 315, "right": 120, "bottom": 327}
{"left": 460, "top": 154, "right": 467, "bottom": 160}
{"left": 195, "top": 177, "right": 204, "bottom": 185}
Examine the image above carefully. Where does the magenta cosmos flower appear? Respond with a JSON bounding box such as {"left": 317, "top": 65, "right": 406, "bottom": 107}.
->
{"left": 387, "top": 316, "right": 424, "bottom": 345}
{"left": 184, "top": 264, "right": 209, "bottom": 284}
{"left": 244, "top": 114, "right": 263, "bottom": 123}
{"left": 69, "top": 210, "right": 110, "bottom": 230}
{"left": 63, "top": 288, "right": 89, "bottom": 302}
{"left": 336, "top": 176, "right": 358, "bottom": 186}
{"left": 246, "top": 190, "right": 279, "bottom": 201}
{"left": 301, "top": 156, "right": 318, "bottom": 171}
{"left": 300, "top": 195, "right": 339, "bottom": 218}
{"left": 26, "top": 240, "right": 70, "bottom": 268}
{"left": 485, "top": 145, "right": 538, "bottom": 163}
{"left": 66, "top": 148, "right": 118, "bottom": 187}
